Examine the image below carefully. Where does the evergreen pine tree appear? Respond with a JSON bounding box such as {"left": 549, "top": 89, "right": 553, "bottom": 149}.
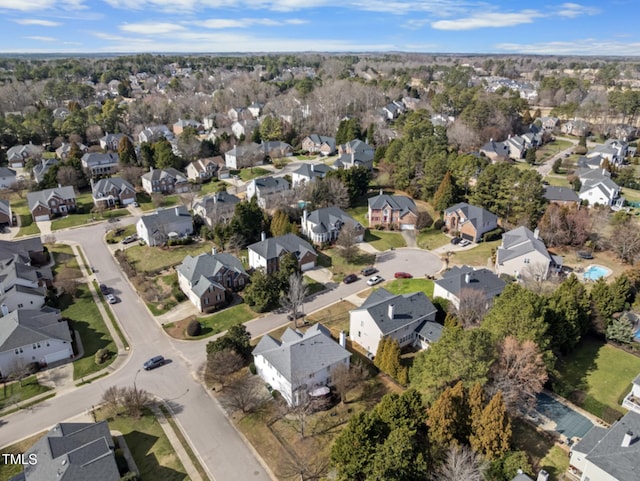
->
{"left": 469, "top": 390, "right": 511, "bottom": 460}
{"left": 432, "top": 171, "right": 456, "bottom": 213}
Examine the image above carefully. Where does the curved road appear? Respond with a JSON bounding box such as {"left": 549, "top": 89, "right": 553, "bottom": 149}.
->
{"left": 0, "top": 219, "right": 443, "bottom": 480}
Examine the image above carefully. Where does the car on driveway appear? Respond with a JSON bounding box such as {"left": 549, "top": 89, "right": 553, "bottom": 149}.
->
{"left": 394, "top": 272, "right": 412, "bottom": 279}
{"left": 361, "top": 266, "right": 377, "bottom": 276}
{"left": 143, "top": 355, "right": 165, "bottom": 370}
{"left": 458, "top": 239, "right": 472, "bottom": 247}
{"left": 367, "top": 275, "right": 383, "bottom": 286}
{"left": 106, "top": 294, "right": 117, "bottom": 304}
{"left": 450, "top": 237, "right": 461, "bottom": 245}
{"left": 287, "top": 311, "right": 305, "bottom": 321}
{"left": 343, "top": 274, "right": 358, "bottom": 284}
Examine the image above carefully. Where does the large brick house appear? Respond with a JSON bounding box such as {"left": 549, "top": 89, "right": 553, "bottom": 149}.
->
{"left": 367, "top": 192, "right": 418, "bottom": 230}
{"left": 141, "top": 167, "right": 189, "bottom": 194}
{"left": 91, "top": 177, "right": 137, "bottom": 209}
{"left": 26, "top": 186, "right": 77, "bottom": 222}
{"left": 443, "top": 202, "right": 499, "bottom": 243}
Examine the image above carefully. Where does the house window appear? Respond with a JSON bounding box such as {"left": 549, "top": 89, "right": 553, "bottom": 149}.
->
{"left": 204, "top": 298, "right": 209, "bottom": 305}
{"left": 15, "top": 349, "right": 18, "bottom": 355}
{"left": 358, "top": 331, "right": 361, "bottom": 338}
{"left": 216, "top": 294, "right": 221, "bottom": 301}
{"left": 33, "top": 344, "right": 36, "bottom": 349}
{"left": 18, "top": 303, "right": 23, "bottom": 308}
{"left": 524, "top": 258, "right": 530, "bottom": 264}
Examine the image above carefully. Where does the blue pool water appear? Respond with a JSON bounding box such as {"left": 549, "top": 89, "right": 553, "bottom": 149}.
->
{"left": 635, "top": 329, "right": 640, "bottom": 342}
{"left": 583, "top": 265, "right": 609, "bottom": 281}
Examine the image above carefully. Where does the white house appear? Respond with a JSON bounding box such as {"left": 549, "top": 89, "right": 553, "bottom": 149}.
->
{"left": 81, "top": 152, "right": 120, "bottom": 177}
{"left": 0, "top": 284, "right": 46, "bottom": 313}
{"left": 301, "top": 206, "right": 364, "bottom": 244}
{"left": 193, "top": 191, "right": 241, "bottom": 227}
{"left": 138, "top": 125, "right": 173, "bottom": 143}
{"left": 0, "top": 309, "right": 73, "bottom": 379}
{"left": 495, "top": 226, "right": 559, "bottom": 280}
{"left": 578, "top": 169, "right": 624, "bottom": 208}
{"left": 7, "top": 143, "right": 42, "bottom": 168}
{"left": 253, "top": 323, "right": 350, "bottom": 406}
{"left": 231, "top": 120, "right": 259, "bottom": 139}
{"left": 245, "top": 176, "right": 290, "bottom": 209}
{"left": 349, "top": 288, "right": 438, "bottom": 357}
{"left": 433, "top": 265, "right": 506, "bottom": 310}
{"left": 569, "top": 410, "right": 640, "bottom": 481}
{"left": 291, "top": 163, "right": 332, "bottom": 187}
{"left": 136, "top": 206, "right": 193, "bottom": 246}
{"left": 622, "top": 372, "right": 640, "bottom": 414}
{"left": 248, "top": 233, "right": 317, "bottom": 274}
{"left": 224, "top": 143, "right": 263, "bottom": 169}
{"left": 185, "top": 157, "right": 219, "bottom": 182}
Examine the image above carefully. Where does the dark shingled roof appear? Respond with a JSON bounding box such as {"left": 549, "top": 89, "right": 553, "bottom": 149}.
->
{"left": 367, "top": 194, "right": 417, "bottom": 219}
{"left": 543, "top": 185, "right": 580, "bottom": 203}
{"left": 248, "top": 233, "right": 315, "bottom": 262}
{"left": 443, "top": 202, "right": 498, "bottom": 232}
{"left": 435, "top": 265, "right": 506, "bottom": 299}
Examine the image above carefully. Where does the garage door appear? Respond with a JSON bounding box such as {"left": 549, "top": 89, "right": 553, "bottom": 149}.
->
{"left": 461, "top": 233, "right": 474, "bottom": 241}
{"left": 45, "top": 349, "right": 72, "bottom": 364}
{"left": 301, "top": 262, "right": 315, "bottom": 271}
{"left": 34, "top": 214, "right": 50, "bottom": 222}
{"left": 400, "top": 224, "right": 415, "bottom": 231}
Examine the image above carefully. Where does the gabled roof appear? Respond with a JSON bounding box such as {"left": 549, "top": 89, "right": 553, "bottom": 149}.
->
{"left": 26, "top": 186, "right": 76, "bottom": 212}
{"left": 573, "top": 411, "right": 640, "bottom": 481}
{"left": 187, "top": 157, "right": 220, "bottom": 174}
{"left": 92, "top": 177, "right": 134, "bottom": 196}
{"left": 81, "top": 152, "right": 119, "bottom": 167}
{"left": 352, "top": 288, "right": 437, "bottom": 336}
{"left": 444, "top": 202, "right": 498, "bottom": 230}
{"left": 138, "top": 205, "right": 192, "bottom": 231}
{"left": 194, "top": 191, "right": 240, "bottom": 212}
{"left": 0, "top": 309, "right": 69, "bottom": 352}
{"left": 496, "top": 226, "right": 551, "bottom": 264}
{"left": 176, "top": 252, "right": 247, "bottom": 296}
{"left": 261, "top": 141, "right": 292, "bottom": 153}
{"left": 543, "top": 185, "right": 580, "bottom": 203}
{"left": 305, "top": 206, "right": 361, "bottom": 235}
{"left": 368, "top": 194, "right": 417, "bottom": 219}
{"left": 292, "top": 162, "right": 332, "bottom": 179}
{"left": 252, "top": 323, "right": 350, "bottom": 384}
{"left": 24, "top": 421, "right": 119, "bottom": 481}
{"left": 32, "top": 158, "right": 59, "bottom": 183}
{"left": 304, "top": 134, "right": 336, "bottom": 150}
{"left": 0, "top": 167, "right": 17, "bottom": 178}
{"left": 141, "top": 167, "right": 188, "bottom": 183}
{"left": 435, "top": 265, "right": 506, "bottom": 299}
{"left": 0, "top": 238, "right": 43, "bottom": 265}
{"left": 480, "top": 140, "right": 509, "bottom": 157}
{"left": 248, "top": 233, "right": 315, "bottom": 262}
{"left": 251, "top": 176, "right": 290, "bottom": 192}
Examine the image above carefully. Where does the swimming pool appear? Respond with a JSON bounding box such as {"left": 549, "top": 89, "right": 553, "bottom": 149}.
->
{"left": 583, "top": 265, "right": 610, "bottom": 281}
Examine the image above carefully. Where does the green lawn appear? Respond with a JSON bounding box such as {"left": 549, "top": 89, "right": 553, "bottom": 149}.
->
{"left": 364, "top": 230, "right": 407, "bottom": 251}
{"left": 449, "top": 240, "right": 501, "bottom": 267}
{"left": 304, "top": 275, "right": 325, "bottom": 295}
{"left": 124, "top": 243, "right": 214, "bottom": 274}
{"left": 106, "top": 224, "right": 137, "bottom": 244}
{"left": 317, "top": 248, "right": 376, "bottom": 280}
{"left": 544, "top": 174, "right": 572, "bottom": 188}
{"left": 104, "top": 410, "right": 188, "bottom": 481}
{"left": 195, "top": 179, "right": 222, "bottom": 195}
{"left": 137, "top": 192, "right": 180, "bottom": 211}
{"left": 553, "top": 337, "right": 640, "bottom": 422}
{"left": 17, "top": 214, "right": 40, "bottom": 237}
{"left": 537, "top": 139, "right": 574, "bottom": 162}
{"left": 622, "top": 187, "right": 640, "bottom": 203}
{"left": 512, "top": 419, "right": 569, "bottom": 481}
{"left": 0, "top": 432, "right": 46, "bottom": 479}
{"left": 62, "top": 285, "right": 117, "bottom": 380}
{"left": 50, "top": 244, "right": 81, "bottom": 276}
{"left": 165, "top": 303, "right": 257, "bottom": 339}
{"left": 51, "top": 208, "right": 129, "bottom": 230}
{"left": 0, "top": 376, "right": 52, "bottom": 410}
{"left": 238, "top": 167, "right": 271, "bottom": 182}
{"left": 416, "top": 228, "right": 450, "bottom": 250}
{"left": 346, "top": 204, "right": 368, "bottom": 226}
{"left": 385, "top": 278, "right": 434, "bottom": 298}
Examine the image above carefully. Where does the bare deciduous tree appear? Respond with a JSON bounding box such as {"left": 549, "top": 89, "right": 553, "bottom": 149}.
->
{"left": 436, "top": 444, "right": 487, "bottom": 481}
{"left": 121, "top": 385, "right": 152, "bottom": 419}
{"left": 453, "top": 287, "right": 489, "bottom": 328}
{"left": 279, "top": 440, "right": 330, "bottom": 481}
{"left": 120, "top": 166, "right": 146, "bottom": 187}
{"left": 489, "top": 336, "right": 548, "bottom": 413}
{"left": 283, "top": 386, "right": 330, "bottom": 439}
{"left": 204, "top": 349, "right": 244, "bottom": 388}
{"left": 335, "top": 222, "right": 360, "bottom": 263}
{"left": 331, "top": 361, "right": 369, "bottom": 404}
{"left": 102, "top": 385, "right": 121, "bottom": 418}
{"left": 220, "top": 375, "right": 265, "bottom": 415}
{"left": 280, "top": 272, "right": 308, "bottom": 328}
{"left": 56, "top": 165, "right": 80, "bottom": 190}
{"left": 610, "top": 222, "right": 640, "bottom": 264}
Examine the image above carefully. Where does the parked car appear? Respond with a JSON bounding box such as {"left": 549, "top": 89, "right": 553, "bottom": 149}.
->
{"left": 361, "top": 266, "right": 377, "bottom": 276}
{"left": 367, "top": 275, "right": 383, "bottom": 286}
{"left": 394, "top": 272, "right": 412, "bottom": 279}
{"left": 343, "top": 274, "right": 358, "bottom": 284}
{"left": 106, "top": 294, "right": 117, "bottom": 304}
{"left": 122, "top": 234, "right": 138, "bottom": 244}
{"left": 99, "top": 284, "right": 109, "bottom": 295}
{"left": 450, "top": 237, "right": 461, "bottom": 245}
{"left": 287, "top": 311, "right": 305, "bottom": 321}
{"left": 143, "top": 355, "right": 165, "bottom": 370}
{"left": 577, "top": 251, "right": 594, "bottom": 260}
{"left": 459, "top": 239, "right": 472, "bottom": 247}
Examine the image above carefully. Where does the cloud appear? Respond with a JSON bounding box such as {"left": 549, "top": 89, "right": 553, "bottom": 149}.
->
{"left": 119, "top": 22, "right": 187, "bottom": 34}
{"left": 0, "top": 0, "right": 85, "bottom": 11}
{"left": 14, "top": 19, "right": 61, "bottom": 26}
{"left": 495, "top": 39, "right": 640, "bottom": 56}
{"left": 432, "top": 10, "right": 543, "bottom": 30}
{"left": 194, "top": 17, "right": 308, "bottom": 28}
{"left": 557, "top": 3, "right": 600, "bottom": 18}
{"left": 24, "top": 36, "right": 57, "bottom": 41}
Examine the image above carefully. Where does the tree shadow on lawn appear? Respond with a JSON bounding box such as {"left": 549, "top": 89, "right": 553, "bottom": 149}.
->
{"left": 552, "top": 335, "right": 603, "bottom": 406}
{"left": 123, "top": 431, "right": 186, "bottom": 481}
{"left": 68, "top": 318, "right": 112, "bottom": 357}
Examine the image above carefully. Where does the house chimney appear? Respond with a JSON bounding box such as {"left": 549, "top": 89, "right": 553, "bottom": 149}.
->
{"left": 1, "top": 304, "right": 8, "bottom": 316}
{"left": 534, "top": 227, "right": 540, "bottom": 239}
{"left": 388, "top": 304, "right": 395, "bottom": 319}
{"left": 261, "top": 231, "right": 266, "bottom": 242}
{"left": 536, "top": 469, "right": 550, "bottom": 481}
{"left": 622, "top": 430, "right": 634, "bottom": 447}
{"left": 465, "top": 272, "right": 471, "bottom": 284}
{"left": 339, "top": 331, "right": 347, "bottom": 348}
{"left": 211, "top": 247, "right": 217, "bottom": 255}
{"left": 303, "top": 209, "right": 308, "bottom": 226}
{"left": 379, "top": 189, "right": 383, "bottom": 196}
{"left": 602, "top": 168, "right": 607, "bottom": 176}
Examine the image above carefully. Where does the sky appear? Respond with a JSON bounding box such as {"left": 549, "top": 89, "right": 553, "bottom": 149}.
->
{"left": 0, "top": 0, "right": 638, "bottom": 56}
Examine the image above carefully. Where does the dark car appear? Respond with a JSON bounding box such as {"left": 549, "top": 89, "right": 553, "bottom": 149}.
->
{"left": 450, "top": 237, "right": 461, "bottom": 245}
{"left": 343, "top": 274, "right": 358, "bottom": 284}
{"left": 394, "top": 272, "right": 412, "bottom": 279}
{"left": 287, "top": 311, "right": 305, "bottom": 321}
{"left": 99, "top": 284, "right": 109, "bottom": 295}
{"left": 361, "top": 266, "right": 377, "bottom": 276}
{"left": 143, "top": 356, "right": 165, "bottom": 370}
{"left": 577, "top": 251, "right": 594, "bottom": 260}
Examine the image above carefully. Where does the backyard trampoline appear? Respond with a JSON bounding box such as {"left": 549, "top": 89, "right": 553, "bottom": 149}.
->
{"left": 535, "top": 392, "right": 594, "bottom": 440}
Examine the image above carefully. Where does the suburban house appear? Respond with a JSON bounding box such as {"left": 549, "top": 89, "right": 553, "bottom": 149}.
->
{"left": 248, "top": 233, "right": 317, "bottom": 274}
{"left": 26, "top": 186, "right": 77, "bottom": 222}
{"left": 622, "top": 373, "right": 640, "bottom": 414}
{"left": 495, "top": 226, "right": 559, "bottom": 280}
{"left": 136, "top": 206, "right": 193, "bottom": 246}
{"left": 0, "top": 283, "right": 46, "bottom": 313}
{"left": 138, "top": 125, "right": 173, "bottom": 143}
{"left": 433, "top": 265, "right": 506, "bottom": 310}
{"left": 569, "top": 410, "right": 640, "bottom": 481}
{"left": 0, "top": 167, "right": 17, "bottom": 189}
{"left": 0, "top": 199, "right": 12, "bottom": 226}
{"left": 7, "top": 143, "right": 42, "bottom": 168}
{"left": 479, "top": 139, "right": 509, "bottom": 162}
{"left": 0, "top": 237, "right": 47, "bottom": 267}
{"left": 246, "top": 176, "right": 290, "bottom": 209}
{"left": 177, "top": 251, "right": 248, "bottom": 312}
{"left": 141, "top": 167, "right": 190, "bottom": 194}
{"left": 335, "top": 139, "right": 375, "bottom": 170}
{"left": 91, "top": 177, "right": 136, "bottom": 209}
{"left": 253, "top": 323, "right": 350, "bottom": 407}
{"left": 543, "top": 185, "right": 580, "bottom": 208}
{"left": 261, "top": 140, "right": 294, "bottom": 159}
{"left": 224, "top": 143, "right": 264, "bottom": 169}
{"left": 578, "top": 168, "right": 624, "bottom": 208}
{"left": 81, "top": 152, "right": 120, "bottom": 177}
{"left": 227, "top": 107, "right": 252, "bottom": 122}
{"left": 301, "top": 134, "right": 336, "bottom": 156}
{"left": 349, "top": 288, "right": 439, "bottom": 357}
{"left": 381, "top": 100, "right": 406, "bottom": 120}
{"left": 248, "top": 102, "right": 264, "bottom": 118}
{"left": 291, "top": 162, "right": 332, "bottom": 186}
{"left": 32, "top": 158, "right": 59, "bottom": 184}
{"left": 587, "top": 138, "right": 629, "bottom": 166}
{"left": 9, "top": 421, "right": 121, "bottom": 481}
{"left": 173, "top": 118, "right": 204, "bottom": 135}
{"left": 561, "top": 119, "right": 591, "bottom": 137}
{"left": 231, "top": 119, "right": 260, "bottom": 139}
{"left": 55, "top": 142, "right": 88, "bottom": 160}
{"left": 443, "top": 202, "right": 499, "bottom": 242}
{"left": 0, "top": 256, "right": 52, "bottom": 290}
{"left": 538, "top": 116, "right": 559, "bottom": 130}
{"left": 99, "top": 132, "right": 129, "bottom": 151}
{"left": 0, "top": 309, "right": 72, "bottom": 380}
{"left": 301, "top": 206, "right": 364, "bottom": 244}
{"left": 185, "top": 157, "right": 219, "bottom": 182}
{"left": 367, "top": 192, "right": 418, "bottom": 230}
{"left": 192, "top": 191, "right": 240, "bottom": 227}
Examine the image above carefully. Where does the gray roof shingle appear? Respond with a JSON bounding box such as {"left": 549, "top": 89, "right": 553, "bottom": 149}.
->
{"left": 248, "top": 233, "right": 315, "bottom": 262}
{"left": 0, "top": 309, "right": 69, "bottom": 353}
{"left": 435, "top": 265, "right": 506, "bottom": 299}
{"left": 543, "top": 185, "right": 580, "bottom": 203}
{"left": 176, "top": 252, "right": 246, "bottom": 297}
{"left": 368, "top": 194, "right": 417, "bottom": 219}
{"left": 444, "top": 202, "right": 498, "bottom": 232}
{"left": 305, "top": 206, "right": 362, "bottom": 235}
{"left": 26, "top": 186, "right": 76, "bottom": 212}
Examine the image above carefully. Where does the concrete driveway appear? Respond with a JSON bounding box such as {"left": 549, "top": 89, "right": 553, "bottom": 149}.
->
{"left": 374, "top": 247, "right": 443, "bottom": 280}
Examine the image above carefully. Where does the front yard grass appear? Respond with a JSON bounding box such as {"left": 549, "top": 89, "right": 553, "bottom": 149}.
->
{"left": 449, "top": 240, "right": 501, "bottom": 267}
{"left": 50, "top": 244, "right": 82, "bottom": 278}
{"left": 124, "top": 242, "right": 214, "bottom": 274}
{"left": 98, "top": 409, "right": 189, "bottom": 481}
{"left": 544, "top": 174, "right": 572, "bottom": 188}
{"left": 416, "top": 228, "right": 450, "bottom": 250}
{"left": 51, "top": 208, "right": 129, "bottom": 230}
{"left": 306, "top": 300, "right": 355, "bottom": 338}
{"left": 62, "top": 285, "right": 117, "bottom": 380}
{"left": 0, "top": 376, "right": 52, "bottom": 410}
{"left": 304, "top": 275, "right": 325, "bottom": 296}
{"left": 238, "top": 167, "right": 271, "bottom": 182}
{"left": 317, "top": 247, "right": 376, "bottom": 280}
{"left": 552, "top": 337, "right": 640, "bottom": 422}
{"left": 164, "top": 303, "right": 257, "bottom": 340}
{"left": 364, "top": 230, "right": 407, "bottom": 251}
{"left": 346, "top": 204, "right": 368, "bottom": 226}
{"left": 137, "top": 192, "right": 180, "bottom": 211}
{"left": 385, "top": 278, "right": 434, "bottom": 298}
{"left": 512, "top": 419, "right": 569, "bottom": 481}
{"left": 17, "top": 214, "right": 40, "bottom": 237}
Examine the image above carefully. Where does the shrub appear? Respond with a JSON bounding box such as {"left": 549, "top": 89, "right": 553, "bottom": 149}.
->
{"left": 95, "top": 348, "right": 111, "bottom": 365}
{"left": 433, "top": 219, "right": 444, "bottom": 230}
{"left": 574, "top": 145, "right": 588, "bottom": 155}
{"left": 249, "top": 362, "right": 257, "bottom": 375}
{"left": 187, "top": 320, "right": 202, "bottom": 337}
{"left": 481, "top": 227, "right": 503, "bottom": 243}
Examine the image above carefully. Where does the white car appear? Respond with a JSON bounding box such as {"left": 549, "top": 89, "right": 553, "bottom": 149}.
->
{"left": 367, "top": 275, "right": 383, "bottom": 286}
{"left": 459, "top": 239, "right": 472, "bottom": 247}
{"left": 106, "top": 294, "right": 117, "bottom": 304}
